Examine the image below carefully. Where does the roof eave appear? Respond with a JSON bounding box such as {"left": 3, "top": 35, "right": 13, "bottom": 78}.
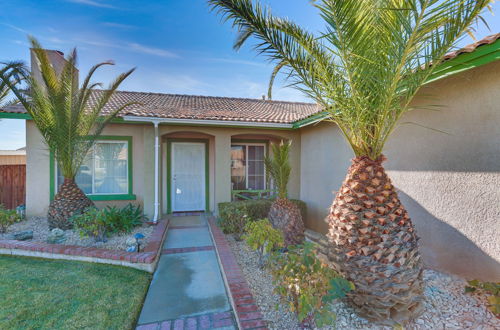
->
{"left": 426, "top": 39, "right": 500, "bottom": 84}
{"left": 121, "top": 115, "right": 294, "bottom": 129}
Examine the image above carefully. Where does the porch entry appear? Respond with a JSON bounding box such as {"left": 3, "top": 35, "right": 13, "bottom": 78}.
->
{"left": 170, "top": 141, "right": 207, "bottom": 212}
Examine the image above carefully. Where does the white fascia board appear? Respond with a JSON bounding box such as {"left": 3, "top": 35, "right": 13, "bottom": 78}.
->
{"left": 121, "top": 115, "right": 294, "bottom": 129}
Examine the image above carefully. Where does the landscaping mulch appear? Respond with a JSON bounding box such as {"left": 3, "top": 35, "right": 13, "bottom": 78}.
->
{"left": 227, "top": 235, "right": 500, "bottom": 329}
{"left": 0, "top": 216, "right": 153, "bottom": 251}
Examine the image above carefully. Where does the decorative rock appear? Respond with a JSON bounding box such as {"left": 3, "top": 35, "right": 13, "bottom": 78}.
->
{"left": 10, "top": 230, "right": 33, "bottom": 241}
{"left": 125, "top": 236, "right": 138, "bottom": 252}
{"left": 46, "top": 228, "right": 66, "bottom": 244}
{"left": 126, "top": 245, "right": 137, "bottom": 252}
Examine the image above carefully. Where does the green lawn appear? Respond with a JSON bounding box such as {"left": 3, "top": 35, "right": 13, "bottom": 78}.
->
{"left": 0, "top": 255, "right": 152, "bottom": 330}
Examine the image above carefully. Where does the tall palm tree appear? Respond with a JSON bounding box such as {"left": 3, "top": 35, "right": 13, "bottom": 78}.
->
{"left": 209, "top": 0, "right": 489, "bottom": 324}
{"left": 0, "top": 37, "right": 135, "bottom": 229}
{"left": 264, "top": 140, "right": 304, "bottom": 246}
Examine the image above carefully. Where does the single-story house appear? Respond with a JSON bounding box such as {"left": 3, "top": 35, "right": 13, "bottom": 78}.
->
{"left": 1, "top": 34, "right": 499, "bottom": 281}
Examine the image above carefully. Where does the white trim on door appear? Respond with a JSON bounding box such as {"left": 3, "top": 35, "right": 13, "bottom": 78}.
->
{"left": 171, "top": 142, "right": 206, "bottom": 212}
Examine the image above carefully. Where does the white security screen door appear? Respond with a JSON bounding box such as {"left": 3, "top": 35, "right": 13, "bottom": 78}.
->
{"left": 171, "top": 142, "right": 206, "bottom": 212}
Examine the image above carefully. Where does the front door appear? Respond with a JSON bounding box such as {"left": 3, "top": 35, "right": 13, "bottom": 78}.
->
{"left": 171, "top": 142, "right": 206, "bottom": 212}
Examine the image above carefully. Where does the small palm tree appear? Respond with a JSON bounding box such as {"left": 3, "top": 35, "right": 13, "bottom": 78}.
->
{"left": 0, "top": 37, "right": 135, "bottom": 229}
{"left": 209, "top": 0, "right": 489, "bottom": 324}
{"left": 264, "top": 141, "right": 304, "bottom": 246}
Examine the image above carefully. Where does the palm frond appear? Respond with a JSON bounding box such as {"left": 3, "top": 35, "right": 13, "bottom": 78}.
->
{"left": 209, "top": 0, "right": 490, "bottom": 159}
{"left": 0, "top": 37, "right": 136, "bottom": 179}
{"left": 264, "top": 140, "right": 291, "bottom": 199}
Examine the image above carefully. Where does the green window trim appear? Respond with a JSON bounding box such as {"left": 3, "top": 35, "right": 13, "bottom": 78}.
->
{"left": 231, "top": 139, "right": 270, "bottom": 192}
{"left": 50, "top": 135, "right": 135, "bottom": 201}
{"left": 166, "top": 138, "right": 210, "bottom": 214}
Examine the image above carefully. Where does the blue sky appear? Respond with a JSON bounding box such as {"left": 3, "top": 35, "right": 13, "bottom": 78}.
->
{"left": 0, "top": 0, "right": 498, "bottom": 149}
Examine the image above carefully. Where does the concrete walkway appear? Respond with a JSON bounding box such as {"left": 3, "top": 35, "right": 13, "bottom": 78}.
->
{"left": 136, "top": 215, "right": 236, "bottom": 330}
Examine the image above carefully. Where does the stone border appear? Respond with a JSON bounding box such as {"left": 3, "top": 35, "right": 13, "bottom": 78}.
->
{"left": 207, "top": 216, "right": 268, "bottom": 330}
{"left": 0, "top": 219, "right": 169, "bottom": 273}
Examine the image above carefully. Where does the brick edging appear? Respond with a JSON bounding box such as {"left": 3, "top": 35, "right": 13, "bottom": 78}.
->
{"left": 207, "top": 216, "right": 268, "bottom": 330}
{"left": 0, "top": 219, "right": 169, "bottom": 272}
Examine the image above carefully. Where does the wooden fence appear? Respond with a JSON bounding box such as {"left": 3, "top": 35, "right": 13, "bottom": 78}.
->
{"left": 0, "top": 165, "right": 26, "bottom": 209}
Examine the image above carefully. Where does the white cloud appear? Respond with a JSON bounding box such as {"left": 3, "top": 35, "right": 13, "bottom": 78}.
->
{"left": 65, "top": 0, "right": 116, "bottom": 9}
{"left": 2, "top": 23, "right": 30, "bottom": 34}
{"left": 205, "top": 57, "right": 267, "bottom": 67}
{"left": 76, "top": 38, "right": 178, "bottom": 58}
{"left": 127, "top": 43, "right": 178, "bottom": 58}
{"left": 102, "top": 22, "right": 136, "bottom": 30}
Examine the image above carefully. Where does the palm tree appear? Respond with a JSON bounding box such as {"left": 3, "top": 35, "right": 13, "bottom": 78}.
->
{"left": 0, "top": 37, "right": 135, "bottom": 229}
{"left": 264, "top": 140, "right": 304, "bottom": 246}
{"left": 209, "top": 0, "right": 489, "bottom": 324}
{"left": 0, "top": 63, "right": 22, "bottom": 108}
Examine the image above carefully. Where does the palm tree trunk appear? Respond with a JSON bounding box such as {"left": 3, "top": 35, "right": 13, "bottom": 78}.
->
{"left": 47, "top": 178, "right": 94, "bottom": 230}
{"left": 269, "top": 198, "right": 305, "bottom": 246}
{"left": 326, "top": 156, "right": 424, "bottom": 325}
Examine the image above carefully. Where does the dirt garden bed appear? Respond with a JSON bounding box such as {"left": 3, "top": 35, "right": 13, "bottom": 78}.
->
{"left": 227, "top": 235, "right": 499, "bottom": 329}
{"left": 0, "top": 216, "right": 154, "bottom": 251}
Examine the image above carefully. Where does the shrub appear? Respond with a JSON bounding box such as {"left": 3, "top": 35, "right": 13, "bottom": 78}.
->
{"left": 218, "top": 207, "right": 250, "bottom": 240}
{"left": 0, "top": 205, "right": 22, "bottom": 233}
{"left": 103, "top": 204, "right": 145, "bottom": 233}
{"left": 465, "top": 280, "right": 499, "bottom": 315}
{"left": 71, "top": 207, "right": 108, "bottom": 242}
{"left": 71, "top": 204, "right": 145, "bottom": 241}
{"left": 218, "top": 199, "right": 306, "bottom": 232}
{"left": 244, "top": 218, "right": 283, "bottom": 267}
{"left": 269, "top": 242, "right": 354, "bottom": 327}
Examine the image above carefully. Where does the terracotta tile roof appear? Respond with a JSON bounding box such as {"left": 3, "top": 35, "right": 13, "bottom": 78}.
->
{"left": 443, "top": 33, "right": 500, "bottom": 61}
{"left": 0, "top": 90, "right": 321, "bottom": 124}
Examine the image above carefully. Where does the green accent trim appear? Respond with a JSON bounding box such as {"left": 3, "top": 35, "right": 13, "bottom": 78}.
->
{"left": 89, "top": 194, "right": 136, "bottom": 201}
{"left": 292, "top": 111, "right": 330, "bottom": 128}
{"left": 166, "top": 138, "right": 210, "bottom": 214}
{"left": 49, "top": 149, "right": 55, "bottom": 200}
{"left": 230, "top": 140, "right": 270, "bottom": 191}
{"left": 0, "top": 112, "right": 31, "bottom": 119}
{"left": 427, "top": 40, "right": 500, "bottom": 83}
{"left": 231, "top": 189, "right": 277, "bottom": 200}
{"left": 50, "top": 135, "right": 134, "bottom": 201}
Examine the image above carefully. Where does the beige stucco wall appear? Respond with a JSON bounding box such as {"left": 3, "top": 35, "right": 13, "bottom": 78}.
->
{"left": 157, "top": 125, "right": 301, "bottom": 215}
{"left": 26, "top": 122, "right": 150, "bottom": 217}
{"left": 25, "top": 121, "right": 301, "bottom": 220}
{"left": 300, "top": 61, "right": 500, "bottom": 281}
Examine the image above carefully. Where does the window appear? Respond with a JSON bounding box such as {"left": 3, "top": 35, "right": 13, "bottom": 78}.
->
{"left": 231, "top": 143, "right": 266, "bottom": 190}
{"left": 56, "top": 140, "right": 130, "bottom": 195}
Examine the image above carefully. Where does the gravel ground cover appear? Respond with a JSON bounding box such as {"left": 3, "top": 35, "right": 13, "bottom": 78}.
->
{"left": 227, "top": 235, "right": 499, "bottom": 330}
{"left": 0, "top": 216, "right": 153, "bottom": 251}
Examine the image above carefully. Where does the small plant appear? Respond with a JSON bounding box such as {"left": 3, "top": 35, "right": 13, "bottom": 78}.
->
{"left": 0, "top": 205, "right": 22, "bottom": 233}
{"left": 103, "top": 204, "right": 144, "bottom": 233}
{"left": 244, "top": 218, "right": 283, "bottom": 267}
{"left": 465, "top": 280, "right": 500, "bottom": 315}
{"left": 218, "top": 207, "right": 250, "bottom": 240}
{"left": 270, "top": 242, "right": 354, "bottom": 327}
{"left": 70, "top": 204, "right": 145, "bottom": 242}
{"left": 70, "top": 207, "right": 108, "bottom": 242}
{"left": 218, "top": 199, "right": 307, "bottom": 228}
